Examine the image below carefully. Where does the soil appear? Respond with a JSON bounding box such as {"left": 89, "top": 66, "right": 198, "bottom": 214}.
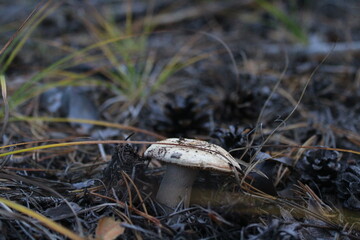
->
{"left": 1, "top": 0, "right": 360, "bottom": 239}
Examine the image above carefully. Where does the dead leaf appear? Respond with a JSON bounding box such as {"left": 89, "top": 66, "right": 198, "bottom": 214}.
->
{"left": 95, "top": 217, "right": 125, "bottom": 240}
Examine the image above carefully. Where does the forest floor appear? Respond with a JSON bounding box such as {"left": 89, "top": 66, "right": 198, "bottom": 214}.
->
{"left": 1, "top": 1, "right": 360, "bottom": 239}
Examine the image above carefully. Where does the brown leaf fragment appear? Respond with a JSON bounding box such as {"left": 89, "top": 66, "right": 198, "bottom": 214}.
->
{"left": 95, "top": 217, "right": 125, "bottom": 240}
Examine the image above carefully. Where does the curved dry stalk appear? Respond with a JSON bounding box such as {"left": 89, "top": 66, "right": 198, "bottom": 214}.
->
{"left": 0, "top": 198, "right": 83, "bottom": 240}
{"left": 241, "top": 44, "right": 335, "bottom": 184}
{"left": 10, "top": 116, "right": 165, "bottom": 139}
{"left": 121, "top": 171, "right": 149, "bottom": 215}
{"left": 0, "top": 171, "right": 85, "bottom": 237}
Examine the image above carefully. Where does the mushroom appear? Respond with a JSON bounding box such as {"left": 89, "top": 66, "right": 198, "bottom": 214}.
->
{"left": 144, "top": 138, "right": 242, "bottom": 209}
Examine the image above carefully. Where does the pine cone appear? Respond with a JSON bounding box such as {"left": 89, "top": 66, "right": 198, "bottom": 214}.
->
{"left": 211, "top": 125, "right": 254, "bottom": 160}
{"left": 297, "top": 148, "right": 341, "bottom": 194}
{"left": 217, "top": 74, "right": 280, "bottom": 124}
{"left": 150, "top": 95, "right": 210, "bottom": 137}
{"left": 212, "top": 125, "right": 279, "bottom": 196}
{"left": 336, "top": 165, "right": 360, "bottom": 209}
{"left": 220, "top": 88, "right": 261, "bottom": 123}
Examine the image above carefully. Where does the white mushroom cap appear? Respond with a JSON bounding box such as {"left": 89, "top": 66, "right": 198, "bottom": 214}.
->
{"left": 144, "top": 138, "right": 241, "bottom": 172}
{"left": 145, "top": 138, "right": 242, "bottom": 210}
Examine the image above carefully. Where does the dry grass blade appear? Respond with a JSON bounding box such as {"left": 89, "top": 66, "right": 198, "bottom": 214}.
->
{"left": 298, "top": 182, "right": 338, "bottom": 220}
{"left": 0, "top": 197, "right": 84, "bottom": 240}
{"left": 0, "top": 139, "right": 157, "bottom": 158}
{"left": 121, "top": 171, "right": 149, "bottom": 215}
{"left": 0, "top": 0, "right": 45, "bottom": 56}
{"left": 140, "top": 1, "right": 252, "bottom": 27}
{"left": 293, "top": 135, "right": 318, "bottom": 166}
{"left": 0, "top": 75, "right": 9, "bottom": 140}
{"left": 111, "top": 208, "right": 143, "bottom": 240}
{"left": 328, "top": 125, "right": 360, "bottom": 147}
{"left": 265, "top": 144, "right": 360, "bottom": 156}
{"left": 0, "top": 0, "right": 59, "bottom": 75}
{"left": 89, "top": 191, "right": 164, "bottom": 228}
{"left": 0, "top": 171, "right": 85, "bottom": 236}
{"left": 10, "top": 116, "right": 165, "bottom": 139}
{"left": 241, "top": 43, "right": 334, "bottom": 184}
{"left": 239, "top": 49, "right": 289, "bottom": 183}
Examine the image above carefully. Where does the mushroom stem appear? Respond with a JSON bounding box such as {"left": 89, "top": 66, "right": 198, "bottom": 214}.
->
{"left": 156, "top": 164, "right": 198, "bottom": 209}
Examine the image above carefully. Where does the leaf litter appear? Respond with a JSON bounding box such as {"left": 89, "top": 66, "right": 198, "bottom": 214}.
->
{"left": 1, "top": 0, "right": 360, "bottom": 239}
